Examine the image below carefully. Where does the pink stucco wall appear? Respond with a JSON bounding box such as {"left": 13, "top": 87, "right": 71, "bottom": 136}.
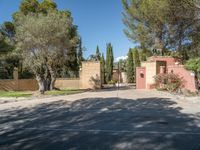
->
{"left": 136, "top": 56, "right": 197, "bottom": 92}
{"left": 150, "top": 56, "right": 177, "bottom": 66}
{"left": 136, "top": 67, "right": 146, "bottom": 89}
{"left": 167, "top": 65, "right": 196, "bottom": 92}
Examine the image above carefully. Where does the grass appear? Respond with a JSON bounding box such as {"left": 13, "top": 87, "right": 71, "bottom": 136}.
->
{"left": 45, "top": 89, "right": 83, "bottom": 96}
{"left": 0, "top": 89, "right": 83, "bottom": 98}
{"left": 0, "top": 91, "right": 32, "bottom": 98}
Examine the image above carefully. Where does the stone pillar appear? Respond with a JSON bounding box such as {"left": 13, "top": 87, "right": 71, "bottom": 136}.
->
{"left": 13, "top": 67, "right": 19, "bottom": 80}
{"left": 13, "top": 67, "right": 19, "bottom": 91}
{"left": 80, "top": 61, "right": 101, "bottom": 89}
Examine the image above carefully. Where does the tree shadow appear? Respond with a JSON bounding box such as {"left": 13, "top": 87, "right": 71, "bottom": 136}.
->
{"left": 0, "top": 97, "right": 200, "bottom": 150}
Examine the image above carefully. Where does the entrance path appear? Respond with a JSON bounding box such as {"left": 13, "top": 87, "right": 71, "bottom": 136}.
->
{"left": 0, "top": 89, "right": 200, "bottom": 150}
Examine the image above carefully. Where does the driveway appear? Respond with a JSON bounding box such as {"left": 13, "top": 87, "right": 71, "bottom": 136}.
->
{"left": 0, "top": 89, "right": 200, "bottom": 150}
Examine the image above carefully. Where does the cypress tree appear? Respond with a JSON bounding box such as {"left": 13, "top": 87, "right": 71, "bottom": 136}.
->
{"left": 100, "top": 53, "right": 105, "bottom": 84}
{"left": 126, "top": 48, "right": 134, "bottom": 83}
{"left": 132, "top": 48, "right": 140, "bottom": 68}
{"left": 96, "top": 45, "right": 101, "bottom": 61}
{"left": 132, "top": 48, "right": 141, "bottom": 82}
{"left": 105, "top": 43, "right": 114, "bottom": 83}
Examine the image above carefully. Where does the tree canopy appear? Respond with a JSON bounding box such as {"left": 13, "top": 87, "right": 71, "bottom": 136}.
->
{"left": 126, "top": 48, "right": 134, "bottom": 83}
{"left": 105, "top": 43, "right": 114, "bottom": 83}
{"left": 122, "top": 0, "right": 200, "bottom": 60}
{"left": 15, "top": 11, "right": 79, "bottom": 93}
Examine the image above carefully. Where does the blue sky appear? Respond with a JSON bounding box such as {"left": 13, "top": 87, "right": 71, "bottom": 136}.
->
{"left": 0, "top": 0, "right": 134, "bottom": 60}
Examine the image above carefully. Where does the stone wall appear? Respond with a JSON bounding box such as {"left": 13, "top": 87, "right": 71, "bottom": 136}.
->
{"left": 55, "top": 78, "right": 80, "bottom": 89}
{"left": 0, "top": 61, "right": 101, "bottom": 91}
{"left": 0, "top": 79, "right": 38, "bottom": 91}
{"left": 80, "top": 61, "right": 101, "bottom": 89}
{"left": 141, "top": 61, "right": 157, "bottom": 88}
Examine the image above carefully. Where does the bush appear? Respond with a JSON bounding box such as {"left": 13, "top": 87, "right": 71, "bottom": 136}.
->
{"left": 154, "top": 73, "right": 184, "bottom": 93}
{"left": 108, "top": 80, "right": 117, "bottom": 85}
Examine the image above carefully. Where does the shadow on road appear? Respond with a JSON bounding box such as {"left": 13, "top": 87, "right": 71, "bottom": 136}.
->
{"left": 0, "top": 97, "right": 200, "bottom": 150}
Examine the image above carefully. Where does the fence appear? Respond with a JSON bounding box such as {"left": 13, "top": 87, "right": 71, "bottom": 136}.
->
{"left": 0, "top": 61, "right": 101, "bottom": 91}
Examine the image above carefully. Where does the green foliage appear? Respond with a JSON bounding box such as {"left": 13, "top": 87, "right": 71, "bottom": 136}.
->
{"left": 154, "top": 73, "right": 184, "bottom": 92}
{"left": 19, "top": 0, "right": 40, "bottom": 15}
{"left": 96, "top": 45, "right": 101, "bottom": 61}
{"left": 126, "top": 49, "right": 134, "bottom": 83}
{"left": 108, "top": 80, "right": 117, "bottom": 85}
{"left": 118, "top": 59, "right": 126, "bottom": 72}
{"left": 185, "top": 58, "right": 200, "bottom": 79}
{"left": 19, "top": 0, "right": 57, "bottom": 15}
{"left": 77, "top": 37, "right": 84, "bottom": 66}
{"left": 100, "top": 53, "right": 105, "bottom": 84}
{"left": 39, "top": 0, "right": 57, "bottom": 13}
{"left": 0, "top": 91, "right": 32, "bottom": 98}
{"left": 132, "top": 48, "right": 140, "bottom": 67}
{"left": 185, "top": 58, "right": 200, "bottom": 73}
{"left": 15, "top": 11, "right": 79, "bottom": 93}
{"left": 45, "top": 89, "right": 82, "bottom": 96}
{"left": 105, "top": 43, "right": 114, "bottom": 83}
{"left": 122, "top": 0, "right": 200, "bottom": 60}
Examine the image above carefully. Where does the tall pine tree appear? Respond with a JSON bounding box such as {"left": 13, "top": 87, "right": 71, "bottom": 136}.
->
{"left": 105, "top": 43, "right": 114, "bottom": 83}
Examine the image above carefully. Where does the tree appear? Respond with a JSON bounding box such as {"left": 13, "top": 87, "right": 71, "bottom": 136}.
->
{"left": 100, "top": 53, "right": 105, "bottom": 84}
{"left": 13, "top": 0, "right": 80, "bottom": 80}
{"left": 122, "top": 0, "right": 200, "bottom": 59}
{"left": 0, "top": 23, "right": 18, "bottom": 79}
{"left": 118, "top": 59, "right": 126, "bottom": 72}
{"left": 77, "top": 37, "right": 84, "bottom": 66}
{"left": 105, "top": 43, "right": 114, "bottom": 82}
{"left": 96, "top": 45, "right": 101, "bottom": 61}
{"left": 15, "top": 12, "right": 79, "bottom": 93}
{"left": 132, "top": 48, "right": 140, "bottom": 68}
{"left": 19, "top": 0, "right": 40, "bottom": 15}
{"left": 39, "top": 0, "right": 57, "bottom": 13}
{"left": 132, "top": 48, "right": 140, "bottom": 82}
{"left": 126, "top": 49, "right": 134, "bottom": 83}
{"left": 185, "top": 58, "right": 200, "bottom": 89}
{"left": 18, "top": 0, "right": 57, "bottom": 15}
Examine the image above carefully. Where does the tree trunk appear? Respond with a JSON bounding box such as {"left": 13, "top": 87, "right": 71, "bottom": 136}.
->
{"left": 50, "top": 76, "right": 56, "bottom": 91}
{"left": 194, "top": 71, "right": 199, "bottom": 91}
{"left": 48, "top": 65, "right": 56, "bottom": 91}
{"left": 36, "top": 75, "right": 45, "bottom": 94}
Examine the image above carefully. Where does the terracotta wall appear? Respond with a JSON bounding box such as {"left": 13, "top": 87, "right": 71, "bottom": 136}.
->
{"left": 149, "top": 56, "right": 176, "bottom": 66}
{"left": 136, "top": 67, "right": 146, "bottom": 89}
{"left": 167, "top": 65, "right": 196, "bottom": 92}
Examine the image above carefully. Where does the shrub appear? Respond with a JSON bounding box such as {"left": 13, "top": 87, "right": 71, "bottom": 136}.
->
{"left": 154, "top": 73, "right": 184, "bottom": 93}
{"left": 108, "top": 80, "right": 117, "bottom": 85}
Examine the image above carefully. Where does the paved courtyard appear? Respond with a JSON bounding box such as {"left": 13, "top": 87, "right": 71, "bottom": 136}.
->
{"left": 0, "top": 88, "right": 200, "bottom": 150}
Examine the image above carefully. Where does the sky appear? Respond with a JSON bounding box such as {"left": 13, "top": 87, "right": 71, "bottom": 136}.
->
{"left": 0, "top": 0, "right": 134, "bottom": 60}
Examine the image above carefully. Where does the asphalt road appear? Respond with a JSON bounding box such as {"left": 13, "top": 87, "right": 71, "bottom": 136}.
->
{"left": 0, "top": 89, "right": 200, "bottom": 150}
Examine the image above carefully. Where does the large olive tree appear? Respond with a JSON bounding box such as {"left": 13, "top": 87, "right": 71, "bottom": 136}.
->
{"left": 15, "top": 12, "right": 78, "bottom": 93}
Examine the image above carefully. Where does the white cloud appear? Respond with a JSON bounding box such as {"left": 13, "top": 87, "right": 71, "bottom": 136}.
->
{"left": 115, "top": 56, "right": 128, "bottom": 62}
